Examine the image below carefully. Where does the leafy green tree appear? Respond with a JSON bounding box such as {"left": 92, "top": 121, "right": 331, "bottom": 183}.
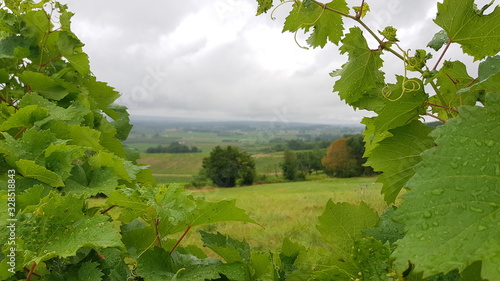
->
{"left": 202, "top": 146, "right": 256, "bottom": 187}
{"left": 281, "top": 149, "right": 302, "bottom": 180}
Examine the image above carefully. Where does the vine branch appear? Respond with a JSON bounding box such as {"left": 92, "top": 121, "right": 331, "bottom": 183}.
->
{"left": 170, "top": 225, "right": 192, "bottom": 255}
{"left": 433, "top": 39, "right": 452, "bottom": 70}
{"left": 25, "top": 262, "right": 37, "bottom": 281}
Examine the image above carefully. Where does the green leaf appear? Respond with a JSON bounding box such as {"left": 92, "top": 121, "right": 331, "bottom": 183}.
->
{"left": 16, "top": 159, "right": 64, "bottom": 187}
{"left": 365, "top": 121, "right": 435, "bottom": 204}
{"left": 430, "top": 61, "right": 476, "bottom": 119}
{"left": 135, "top": 247, "right": 176, "bottom": 280}
{"left": 256, "top": 0, "right": 273, "bottom": 15}
{"left": 459, "top": 55, "right": 500, "bottom": 102}
{"left": 434, "top": 0, "right": 500, "bottom": 60}
{"left": 18, "top": 93, "right": 91, "bottom": 126}
{"left": 332, "top": 27, "right": 385, "bottom": 109}
{"left": 353, "top": 2, "right": 370, "bottom": 18}
{"left": 200, "top": 231, "right": 251, "bottom": 264}
{"left": 9, "top": 193, "right": 124, "bottom": 266}
{"left": 83, "top": 77, "right": 120, "bottom": 113}
{"left": 0, "top": 104, "right": 48, "bottom": 131}
{"left": 374, "top": 76, "right": 427, "bottom": 134}
{"left": 45, "top": 143, "right": 86, "bottom": 180}
{"left": 306, "top": 0, "right": 349, "bottom": 48}
{"left": 107, "top": 103, "right": 133, "bottom": 141}
{"left": 136, "top": 247, "right": 250, "bottom": 281}
{"left": 278, "top": 238, "right": 306, "bottom": 277}
{"left": 393, "top": 93, "right": 500, "bottom": 279}
{"left": 317, "top": 201, "right": 379, "bottom": 256}
{"left": 427, "top": 30, "right": 449, "bottom": 51}
{"left": 18, "top": 71, "right": 69, "bottom": 100}
{"left": 352, "top": 237, "right": 393, "bottom": 280}
{"left": 363, "top": 206, "right": 405, "bottom": 244}
{"left": 361, "top": 117, "right": 393, "bottom": 156}
{"left": 65, "top": 261, "right": 104, "bottom": 281}
{"left": 379, "top": 26, "right": 398, "bottom": 42}
{"left": 89, "top": 151, "right": 140, "bottom": 182}
{"left": 283, "top": 0, "right": 348, "bottom": 48}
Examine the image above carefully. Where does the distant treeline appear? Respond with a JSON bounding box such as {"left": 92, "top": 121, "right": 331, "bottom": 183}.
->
{"left": 146, "top": 142, "right": 201, "bottom": 153}
{"left": 266, "top": 138, "right": 335, "bottom": 152}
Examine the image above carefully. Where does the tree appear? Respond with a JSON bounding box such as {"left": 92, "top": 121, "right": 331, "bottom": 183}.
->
{"left": 322, "top": 137, "right": 359, "bottom": 177}
{"left": 281, "top": 149, "right": 301, "bottom": 181}
{"left": 202, "top": 146, "right": 256, "bottom": 187}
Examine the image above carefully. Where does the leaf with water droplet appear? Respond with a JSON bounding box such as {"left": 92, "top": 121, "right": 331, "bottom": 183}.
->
{"left": 393, "top": 93, "right": 500, "bottom": 280}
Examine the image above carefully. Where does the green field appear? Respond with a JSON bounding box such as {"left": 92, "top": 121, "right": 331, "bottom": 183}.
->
{"left": 137, "top": 152, "right": 285, "bottom": 183}
{"left": 175, "top": 177, "right": 385, "bottom": 252}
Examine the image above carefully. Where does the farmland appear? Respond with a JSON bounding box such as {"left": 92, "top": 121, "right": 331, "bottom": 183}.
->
{"left": 126, "top": 117, "right": 382, "bottom": 252}
{"left": 126, "top": 116, "right": 364, "bottom": 183}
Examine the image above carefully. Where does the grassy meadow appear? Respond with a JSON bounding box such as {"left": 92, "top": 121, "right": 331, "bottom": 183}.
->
{"left": 127, "top": 119, "right": 382, "bottom": 253}
{"left": 173, "top": 177, "right": 385, "bottom": 253}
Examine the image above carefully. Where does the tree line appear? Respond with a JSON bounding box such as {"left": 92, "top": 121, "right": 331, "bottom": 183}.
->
{"left": 198, "top": 134, "right": 374, "bottom": 187}
{"left": 146, "top": 141, "right": 201, "bottom": 153}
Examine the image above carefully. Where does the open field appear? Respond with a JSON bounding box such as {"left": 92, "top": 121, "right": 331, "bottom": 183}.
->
{"left": 175, "top": 177, "right": 385, "bottom": 252}
{"left": 137, "top": 152, "right": 285, "bottom": 183}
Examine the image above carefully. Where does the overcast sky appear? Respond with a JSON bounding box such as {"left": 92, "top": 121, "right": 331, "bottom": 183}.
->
{"left": 60, "top": 0, "right": 483, "bottom": 124}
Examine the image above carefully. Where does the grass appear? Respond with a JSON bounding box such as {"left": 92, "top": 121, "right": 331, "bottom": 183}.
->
{"left": 138, "top": 152, "right": 286, "bottom": 183}
{"left": 175, "top": 177, "right": 385, "bottom": 253}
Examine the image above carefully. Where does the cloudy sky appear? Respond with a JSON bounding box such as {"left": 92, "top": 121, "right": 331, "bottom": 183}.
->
{"left": 60, "top": 0, "right": 482, "bottom": 124}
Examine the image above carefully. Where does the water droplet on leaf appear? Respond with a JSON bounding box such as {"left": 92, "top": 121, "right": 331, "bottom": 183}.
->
{"left": 432, "top": 188, "right": 444, "bottom": 195}
{"left": 423, "top": 210, "right": 432, "bottom": 218}
{"left": 469, "top": 206, "right": 484, "bottom": 213}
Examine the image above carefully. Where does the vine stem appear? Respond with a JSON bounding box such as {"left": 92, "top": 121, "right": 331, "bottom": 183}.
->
{"left": 154, "top": 218, "right": 162, "bottom": 247}
{"left": 433, "top": 39, "right": 452, "bottom": 70}
{"left": 25, "top": 262, "right": 37, "bottom": 281}
{"left": 356, "top": 0, "right": 365, "bottom": 19}
{"left": 100, "top": 205, "right": 116, "bottom": 215}
{"left": 426, "top": 112, "right": 446, "bottom": 123}
{"left": 14, "top": 127, "right": 27, "bottom": 139}
{"left": 170, "top": 225, "right": 192, "bottom": 255}
{"left": 425, "top": 101, "right": 459, "bottom": 113}
{"left": 40, "top": 53, "right": 62, "bottom": 68}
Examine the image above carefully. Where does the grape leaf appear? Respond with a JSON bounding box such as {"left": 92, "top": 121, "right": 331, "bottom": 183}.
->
{"left": 306, "top": 0, "right": 349, "bottom": 48}
{"left": 317, "top": 201, "right": 379, "bottom": 256}
{"left": 18, "top": 71, "right": 69, "bottom": 100}
{"left": 373, "top": 76, "right": 427, "bottom": 134}
{"left": 89, "top": 150, "right": 140, "bottom": 182}
{"left": 283, "top": 0, "right": 348, "bottom": 48}
{"left": 16, "top": 159, "right": 64, "bottom": 187}
{"left": 136, "top": 247, "right": 250, "bottom": 281}
{"left": 393, "top": 93, "right": 500, "bottom": 279}
{"left": 427, "top": 30, "right": 449, "bottom": 51}
{"left": 361, "top": 117, "right": 393, "bottom": 156}
{"left": 430, "top": 61, "right": 476, "bottom": 119}
{"left": 332, "top": 27, "right": 385, "bottom": 109}
{"left": 0, "top": 104, "right": 48, "bottom": 131}
{"left": 434, "top": 0, "right": 500, "bottom": 60}
{"left": 458, "top": 55, "right": 500, "bottom": 102}
{"left": 10, "top": 192, "right": 124, "bottom": 266}
{"left": 18, "top": 93, "right": 91, "bottom": 126}
{"left": 200, "top": 231, "right": 251, "bottom": 264}
{"left": 365, "top": 121, "right": 435, "bottom": 204}
{"left": 65, "top": 261, "right": 104, "bottom": 281}
{"left": 256, "top": 0, "right": 273, "bottom": 15}
{"left": 363, "top": 206, "right": 405, "bottom": 244}
{"left": 45, "top": 143, "right": 86, "bottom": 180}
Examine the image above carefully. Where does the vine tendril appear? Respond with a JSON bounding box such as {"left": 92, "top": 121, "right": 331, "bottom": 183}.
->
{"left": 382, "top": 44, "right": 421, "bottom": 101}
{"left": 270, "top": 0, "right": 296, "bottom": 20}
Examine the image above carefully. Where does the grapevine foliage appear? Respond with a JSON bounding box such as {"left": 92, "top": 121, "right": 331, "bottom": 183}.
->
{"left": 1, "top": 0, "right": 499, "bottom": 280}
{"left": 258, "top": 0, "right": 499, "bottom": 280}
